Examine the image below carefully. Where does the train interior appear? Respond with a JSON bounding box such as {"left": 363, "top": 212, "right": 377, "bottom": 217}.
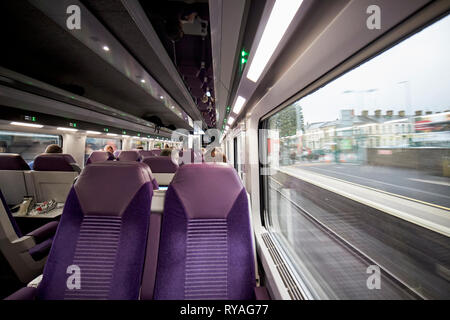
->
{"left": 0, "top": 0, "right": 449, "bottom": 301}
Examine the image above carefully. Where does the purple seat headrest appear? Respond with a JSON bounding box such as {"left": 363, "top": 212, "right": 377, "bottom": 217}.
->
{"left": 86, "top": 151, "right": 115, "bottom": 165}
{"left": 170, "top": 163, "right": 244, "bottom": 219}
{"left": 74, "top": 162, "right": 152, "bottom": 217}
{"left": 117, "top": 150, "right": 141, "bottom": 162}
{"left": 138, "top": 150, "right": 155, "bottom": 158}
{"left": 150, "top": 149, "right": 161, "bottom": 156}
{"left": 0, "top": 153, "right": 30, "bottom": 170}
{"left": 142, "top": 156, "right": 178, "bottom": 173}
{"left": 33, "top": 154, "right": 77, "bottom": 172}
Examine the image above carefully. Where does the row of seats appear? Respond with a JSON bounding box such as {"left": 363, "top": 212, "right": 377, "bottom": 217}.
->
{"left": 6, "top": 161, "right": 266, "bottom": 300}
{"left": 112, "top": 149, "right": 161, "bottom": 160}
{"left": 87, "top": 150, "right": 179, "bottom": 186}
{"left": 0, "top": 151, "right": 174, "bottom": 207}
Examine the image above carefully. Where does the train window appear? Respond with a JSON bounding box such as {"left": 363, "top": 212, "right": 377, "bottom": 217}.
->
{"left": 153, "top": 141, "right": 163, "bottom": 149}
{"left": 131, "top": 139, "right": 148, "bottom": 150}
{"left": 0, "top": 130, "right": 62, "bottom": 163}
{"left": 85, "top": 137, "right": 122, "bottom": 161}
{"left": 260, "top": 15, "right": 450, "bottom": 299}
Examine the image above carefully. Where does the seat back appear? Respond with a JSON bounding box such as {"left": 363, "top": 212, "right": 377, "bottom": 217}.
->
{"left": 86, "top": 151, "right": 115, "bottom": 165}
{"left": 1, "top": 188, "right": 48, "bottom": 283}
{"left": 137, "top": 150, "right": 154, "bottom": 159}
{"left": 150, "top": 149, "right": 161, "bottom": 156}
{"left": 0, "top": 153, "right": 30, "bottom": 170}
{"left": 0, "top": 188, "right": 22, "bottom": 239}
{"left": 37, "top": 162, "right": 154, "bottom": 300}
{"left": 117, "top": 151, "right": 141, "bottom": 162}
{"left": 33, "top": 154, "right": 77, "bottom": 172}
{"left": 30, "top": 154, "right": 79, "bottom": 203}
{"left": 0, "top": 154, "right": 30, "bottom": 205}
{"left": 142, "top": 156, "right": 178, "bottom": 186}
{"left": 153, "top": 163, "right": 255, "bottom": 300}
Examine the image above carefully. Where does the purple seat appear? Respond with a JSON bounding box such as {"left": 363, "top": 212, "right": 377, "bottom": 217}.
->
{"left": 137, "top": 150, "right": 154, "bottom": 158}
{"left": 153, "top": 163, "right": 255, "bottom": 300}
{"left": 0, "top": 154, "right": 31, "bottom": 205}
{"left": 0, "top": 153, "right": 30, "bottom": 170}
{"left": 29, "top": 162, "right": 154, "bottom": 300}
{"left": 0, "top": 188, "right": 58, "bottom": 283}
{"left": 117, "top": 150, "right": 142, "bottom": 162}
{"left": 142, "top": 156, "right": 178, "bottom": 173}
{"left": 33, "top": 154, "right": 78, "bottom": 172}
{"left": 150, "top": 149, "right": 161, "bottom": 156}
{"left": 85, "top": 151, "right": 115, "bottom": 165}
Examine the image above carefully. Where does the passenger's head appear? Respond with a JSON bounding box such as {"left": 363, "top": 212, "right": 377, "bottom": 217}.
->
{"left": 164, "top": 144, "right": 170, "bottom": 149}
{"left": 104, "top": 145, "right": 114, "bottom": 154}
{"left": 160, "top": 148, "right": 172, "bottom": 157}
{"left": 44, "top": 144, "right": 63, "bottom": 154}
{"left": 136, "top": 146, "right": 144, "bottom": 150}
{"left": 206, "top": 148, "right": 227, "bottom": 163}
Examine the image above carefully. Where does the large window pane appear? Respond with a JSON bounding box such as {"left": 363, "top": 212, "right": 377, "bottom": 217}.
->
{"left": 131, "top": 139, "right": 148, "bottom": 150}
{"left": 0, "top": 131, "right": 61, "bottom": 163}
{"left": 262, "top": 16, "right": 450, "bottom": 299}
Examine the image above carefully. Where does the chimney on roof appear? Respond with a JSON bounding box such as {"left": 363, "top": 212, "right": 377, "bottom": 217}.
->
{"left": 425, "top": 111, "right": 433, "bottom": 115}
{"left": 386, "top": 110, "right": 394, "bottom": 117}
{"left": 375, "top": 110, "right": 382, "bottom": 117}
{"left": 361, "top": 110, "right": 369, "bottom": 117}
{"left": 415, "top": 110, "right": 423, "bottom": 116}
{"left": 398, "top": 110, "right": 405, "bottom": 117}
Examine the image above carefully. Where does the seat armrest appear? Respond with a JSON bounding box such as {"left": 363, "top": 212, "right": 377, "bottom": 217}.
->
{"left": 11, "top": 236, "right": 36, "bottom": 251}
{"left": 254, "top": 286, "right": 271, "bottom": 300}
{"left": 4, "top": 287, "right": 37, "bottom": 300}
{"left": 152, "top": 178, "right": 159, "bottom": 190}
{"left": 26, "top": 221, "right": 58, "bottom": 242}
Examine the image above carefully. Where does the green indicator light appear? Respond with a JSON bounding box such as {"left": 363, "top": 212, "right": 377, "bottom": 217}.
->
{"left": 137, "top": 133, "right": 141, "bottom": 137}
{"left": 70, "top": 96, "right": 75, "bottom": 99}
{"left": 73, "top": 123, "right": 77, "bottom": 128}
{"left": 104, "top": 128, "right": 109, "bottom": 132}
{"left": 240, "top": 49, "right": 249, "bottom": 73}
{"left": 32, "top": 117, "right": 36, "bottom": 122}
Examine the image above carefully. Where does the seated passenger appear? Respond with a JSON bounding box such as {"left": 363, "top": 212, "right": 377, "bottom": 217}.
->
{"left": 136, "top": 146, "right": 144, "bottom": 150}
{"left": 104, "top": 145, "right": 114, "bottom": 154}
{"left": 205, "top": 147, "right": 227, "bottom": 163}
{"left": 28, "top": 144, "right": 62, "bottom": 169}
{"left": 160, "top": 148, "right": 172, "bottom": 157}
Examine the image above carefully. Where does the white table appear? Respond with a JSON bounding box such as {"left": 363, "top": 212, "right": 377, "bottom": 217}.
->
{"left": 13, "top": 203, "right": 65, "bottom": 219}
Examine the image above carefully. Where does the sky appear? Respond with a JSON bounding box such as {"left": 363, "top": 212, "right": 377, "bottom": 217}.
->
{"left": 297, "top": 14, "right": 450, "bottom": 124}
